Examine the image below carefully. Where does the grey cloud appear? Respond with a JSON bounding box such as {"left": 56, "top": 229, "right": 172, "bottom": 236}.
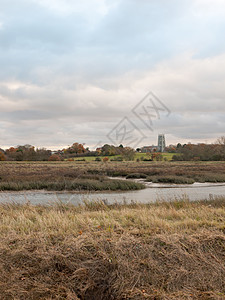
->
{"left": 0, "top": 0, "right": 225, "bottom": 148}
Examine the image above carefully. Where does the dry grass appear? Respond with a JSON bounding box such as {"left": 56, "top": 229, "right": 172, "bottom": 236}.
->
{"left": 0, "top": 198, "right": 224, "bottom": 299}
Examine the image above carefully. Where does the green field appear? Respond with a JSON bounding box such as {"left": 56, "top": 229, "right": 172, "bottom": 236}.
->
{"left": 70, "top": 152, "right": 175, "bottom": 162}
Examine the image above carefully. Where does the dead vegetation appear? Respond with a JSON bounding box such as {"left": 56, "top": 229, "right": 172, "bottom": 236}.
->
{"left": 0, "top": 198, "right": 224, "bottom": 299}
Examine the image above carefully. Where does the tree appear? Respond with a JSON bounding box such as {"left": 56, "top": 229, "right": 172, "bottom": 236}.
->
{"left": 101, "top": 144, "right": 116, "bottom": 156}
{"left": 146, "top": 152, "right": 151, "bottom": 158}
{"left": 167, "top": 146, "right": 176, "bottom": 153}
{"left": 5, "top": 147, "right": 20, "bottom": 161}
{"left": 7, "top": 147, "right": 17, "bottom": 153}
{"left": 151, "top": 153, "right": 156, "bottom": 160}
{"left": 0, "top": 152, "right": 6, "bottom": 161}
{"left": 173, "top": 141, "right": 225, "bottom": 161}
{"left": 215, "top": 136, "right": 225, "bottom": 160}
{"left": 36, "top": 148, "right": 52, "bottom": 161}
{"left": 155, "top": 153, "right": 163, "bottom": 161}
{"left": 217, "top": 136, "right": 225, "bottom": 145}
{"left": 66, "top": 143, "right": 87, "bottom": 155}
{"left": 121, "top": 147, "right": 135, "bottom": 161}
{"left": 17, "top": 145, "right": 36, "bottom": 160}
{"left": 48, "top": 154, "right": 62, "bottom": 161}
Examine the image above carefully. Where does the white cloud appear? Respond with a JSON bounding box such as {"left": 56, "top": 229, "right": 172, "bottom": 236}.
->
{"left": 32, "top": 0, "right": 117, "bottom": 21}
{"left": 193, "top": 0, "right": 225, "bottom": 17}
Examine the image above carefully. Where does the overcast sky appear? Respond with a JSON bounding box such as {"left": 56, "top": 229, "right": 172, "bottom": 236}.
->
{"left": 0, "top": 0, "right": 225, "bottom": 149}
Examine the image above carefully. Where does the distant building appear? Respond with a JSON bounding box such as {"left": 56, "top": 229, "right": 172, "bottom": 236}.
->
{"left": 139, "top": 134, "right": 166, "bottom": 153}
{"left": 140, "top": 146, "right": 157, "bottom": 153}
{"left": 158, "top": 134, "right": 166, "bottom": 152}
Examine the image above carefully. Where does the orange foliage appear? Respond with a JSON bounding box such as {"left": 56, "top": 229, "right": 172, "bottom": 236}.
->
{"left": 48, "top": 154, "right": 62, "bottom": 161}
{"left": 0, "top": 152, "right": 6, "bottom": 161}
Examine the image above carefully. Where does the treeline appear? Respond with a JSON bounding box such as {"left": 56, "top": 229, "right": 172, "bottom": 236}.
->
{"left": 0, "top": 143, "right": 136, "bottom": 161}
{"left": 0, "top": 137, "right": 224, "bottom": 162}
{"left": 63, "top": 143, "right": 133, "bottom": 157}
{"left": 61, "top": 144, "right": 136, "bottom": 161}
{"left": 172, "top": 137, "right": 225, "bottom": 161}
{"left": 0, "top": 145, "right": 52, "bottom": 161}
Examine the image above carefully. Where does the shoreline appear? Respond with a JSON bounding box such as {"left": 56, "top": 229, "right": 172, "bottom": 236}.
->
{"left": 0, "top": 181, "right": 225, "bottom": 194}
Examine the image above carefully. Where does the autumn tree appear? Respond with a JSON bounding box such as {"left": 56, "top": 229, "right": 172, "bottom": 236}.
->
{"left": 6, "top": 147, "right": 17, "bottom": 154}
{"left": 0, "top": 152, "right": 6, "bottom": 161}
{"left": 103, "top": 157, "right": 109, "bottom": 162}
{"left": 172, "top": 140, "right": 225, "bottom": 161}
{"left": 166, "top": 145, "right": 177, "bottom": 153}
{"left": 101, "top": 144, "right": 116, "bottom": 156}
{"left": 66, "top": 143, "right": 87, "bottom": 155}
{"left": 48, "top": 154, "right": 62, "bottom": 161}
{"left": 5, "top": 147, "right": 20, "bottom": 161}
{"left": 17, "top": 145, "right": 36, "bottom": 160}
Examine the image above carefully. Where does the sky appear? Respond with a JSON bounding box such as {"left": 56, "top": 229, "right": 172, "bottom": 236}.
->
{"left": 0, "top": 0, "right": 225, "bottom": 149}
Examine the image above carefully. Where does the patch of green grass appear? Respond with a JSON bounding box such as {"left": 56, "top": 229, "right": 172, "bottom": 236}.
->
{"left": 0, "top": 179, "right": 145, "bottom": 191}
{"left": 126, "top": 173, "right": 148, "bottom": 179}
{"left": 65, "top": 152, "right": 176, "bottom": 162}
{"left": 146, "top": 175, "right": 195, "bottom": 184}
{"left": 190, "top": 173, "right": 225, "bottom": 183}
{"left": 135, "top": 152, "right": 175, "bottom": 161}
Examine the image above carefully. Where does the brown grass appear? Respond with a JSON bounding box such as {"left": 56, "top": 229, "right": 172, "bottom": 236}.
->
{"left": 0, "top": 198, "right": 224, "bottom": 299}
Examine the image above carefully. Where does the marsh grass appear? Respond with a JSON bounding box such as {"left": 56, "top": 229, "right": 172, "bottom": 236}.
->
{"left": 190, "top": 173, "right": 225, "bottom": 183}
{"left": 0, "top": 161, "right": 224, "bottom": 192}
{"left": 0, "top": 197, "right": 224, "bottom": 299}
{"left": 146, "top": 175, "right": 195, "bottom": 184}
{"left": 126, "top": 173, "right": 148, "bottom": 179}
{"left": 0, "top": 178, "right": 144, "bottom": 191}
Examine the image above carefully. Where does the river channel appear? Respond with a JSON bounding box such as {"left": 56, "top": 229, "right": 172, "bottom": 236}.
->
{"left": 0, "top": 182, "right": 224, "bottom": 205}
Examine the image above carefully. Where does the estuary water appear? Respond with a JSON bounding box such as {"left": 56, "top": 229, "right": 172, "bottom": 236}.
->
{"left": 0, "top": 182, "right": 224, "bottom": 205}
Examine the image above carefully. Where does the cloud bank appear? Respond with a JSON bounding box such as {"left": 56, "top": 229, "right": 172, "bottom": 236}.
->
{"left": 0, "top": 0, "right": 224, "bottom": 148}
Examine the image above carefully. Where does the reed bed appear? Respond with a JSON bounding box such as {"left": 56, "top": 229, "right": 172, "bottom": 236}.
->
{"left": 0, "top": 197, "right": 224, "bottom": 299}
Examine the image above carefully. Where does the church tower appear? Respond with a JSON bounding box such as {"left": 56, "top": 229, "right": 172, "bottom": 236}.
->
{"left": 158, "top": 134, "right": 165, "bottom": 152}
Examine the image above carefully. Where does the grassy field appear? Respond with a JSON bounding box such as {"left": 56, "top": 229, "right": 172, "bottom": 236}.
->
{"left": 0, "top": 198, "right": 224, "bottom": 299}
{"left": 72, "top": 152, "right": 175, "bottom": 162}
{"left": 0, "top": 160, "right": 224, "bottom": 191}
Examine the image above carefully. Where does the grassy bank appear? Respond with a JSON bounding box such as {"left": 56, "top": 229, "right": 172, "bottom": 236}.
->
{"left": 0, "top": 162, "right": 146, "bottom": 191}
{"left": 146, "top": 175, "right": 195, "bottom": 184}
{"left": 0, "top": 198, "right": 224, "bottom": 299}
{"left": 0, "top": 178, "right": 144, "bottom": 192}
